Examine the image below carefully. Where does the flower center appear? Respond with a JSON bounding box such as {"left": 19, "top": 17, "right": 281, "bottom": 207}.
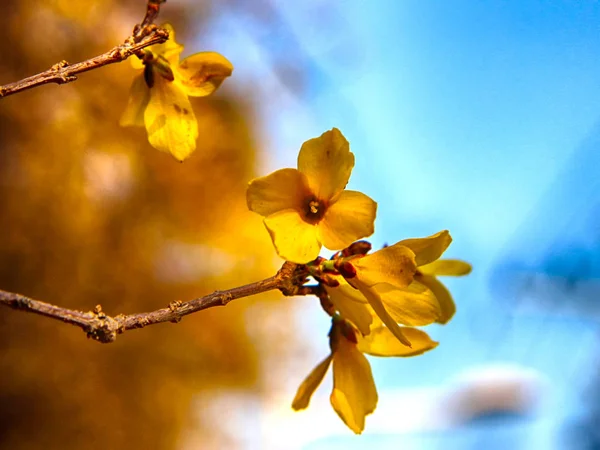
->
{"left": 143, "top": 54, "right": 175, "bottom": 88}
{"left": 303, "top": 195, "right": 327, "bottom": 224}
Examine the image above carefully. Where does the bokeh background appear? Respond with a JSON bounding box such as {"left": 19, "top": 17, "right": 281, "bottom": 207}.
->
{"left": 2, "top": 1, "right": 600, "bottom": 449}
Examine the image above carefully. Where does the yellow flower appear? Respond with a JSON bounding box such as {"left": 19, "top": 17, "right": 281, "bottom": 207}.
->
{"left": 416, "top": 258, "right": 472, "bottom": 323}
{"left": 325, "top": 277, "right": 373, "bottom": 336}
{"left": 120, "top": 24, "right": 233, "bottom": 161}
{"left": 326, "top": 276, "right": 441, "bottom": 347}
{"left": 246, "top": 128, "right": 377, "bottom": 263}
{"left": 346, "top": 230, "right": 454, "bottom": 346}
{"left": 292, "top": 317, "right": 437, "bottom": 434}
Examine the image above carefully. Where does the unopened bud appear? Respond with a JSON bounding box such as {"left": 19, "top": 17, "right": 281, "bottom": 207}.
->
{"left": 342, "top": 240, "right": 372, "bottom": 257}
{"left": 334, "top": 260, "right": 357, "bottom": 279}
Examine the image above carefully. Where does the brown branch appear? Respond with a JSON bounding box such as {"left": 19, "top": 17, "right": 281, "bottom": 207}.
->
{"left": 0, "top": 0, "right": 169, "bottom": 99}
{"left": 136, "top": 0, "right": 168, "bottom": 37}
{"left": 0, "top": 262, "right": 310, "bottom": 344}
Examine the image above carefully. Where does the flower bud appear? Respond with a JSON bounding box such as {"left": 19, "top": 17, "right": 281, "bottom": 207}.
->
{"left": 342, "top": 240, "right": 372, "bottom": 257}
{"left": 334, "top": 260, "right": 357, "bottom": 279}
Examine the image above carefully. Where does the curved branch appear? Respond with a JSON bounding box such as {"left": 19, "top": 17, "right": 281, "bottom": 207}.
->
{"left": 0, "top": 0, "right": 169, "bottom": 99}
{"left": 0, "top": 262, "right": 310, "bottom": 344}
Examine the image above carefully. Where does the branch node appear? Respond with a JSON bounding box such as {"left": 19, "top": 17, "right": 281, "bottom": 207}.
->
{"left": 60, "top": 75, "right": 78, "bottom": 84}
{"left": 86, "top": 315, "right": 119, "bottom": 343}
{"left": 136, "top": 316, "right": 150, "bottom": 329}
{"left": 142, "top": 24, "right": 159, "bottom": 39}
{"left": 168, "top": 300, "right": 183, "bottom": 312}
{"left": 93, "top": 304, "right": 106, "bottom": 319}
{"left": 51, "top": 60, "right": 70, "bottom": 71}
{"left": 277, "top": 262, "right": 309, "bottom": 296}
{"left": 11, "top": 294, "right": 32, "bottom": 310}
{"left": 215, "top": 291, "right": 234, "bottom": 306}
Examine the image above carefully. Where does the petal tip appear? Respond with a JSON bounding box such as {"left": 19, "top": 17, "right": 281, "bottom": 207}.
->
{"left": 291, "top": 400, "right": 307, "bottom": 411}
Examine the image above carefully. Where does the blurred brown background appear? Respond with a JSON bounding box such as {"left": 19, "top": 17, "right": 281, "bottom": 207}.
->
{"left": 0, "top": 1, "right": 294, "bottom": 448}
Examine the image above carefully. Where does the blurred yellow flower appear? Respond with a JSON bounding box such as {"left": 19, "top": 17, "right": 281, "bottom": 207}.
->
{"left": 246, "top": 128, "right": 377, "bottom": 263}
{"left": 346, "top": 230, "right": 453, "bottom": 346}
{"left": 292, "top": 317, "right": 437, "bottom": 434}
{"left": 120, "top": 24, "right": 233, "bottom": 161}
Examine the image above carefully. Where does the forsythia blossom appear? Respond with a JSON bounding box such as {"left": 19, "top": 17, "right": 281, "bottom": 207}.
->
{"left": 346, "top": 230, "right": 457, "bottom": 346}
{"left": 321, "top": 231, "right": 467, "bottom": 347}
{"left": 120, "top": 24, "right": 233, "bottom": 161}
{"left": 246, "top": 128, "right": 377, "bottom": 263}
{"left": 292, "top": 316, "right": 438, "bottom": 434}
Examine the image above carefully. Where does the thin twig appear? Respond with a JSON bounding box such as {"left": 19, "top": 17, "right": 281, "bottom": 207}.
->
{"left": 136, "top": 0, "right": 168, "bottom": 37}
{"left": 0, "top": 0, "right": 169, "bottom": 99}
{"left": 0, "top": 262, "right": 309, "bottom": 344}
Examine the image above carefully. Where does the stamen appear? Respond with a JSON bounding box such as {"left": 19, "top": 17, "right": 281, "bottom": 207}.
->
{"left": 303, "top": 195, "right": 327, "bottom": 224}
{"left": 309, "top": 200, "right": 319, "bottom": 214}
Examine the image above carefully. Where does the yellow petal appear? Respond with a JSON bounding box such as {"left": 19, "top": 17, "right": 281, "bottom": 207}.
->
{"left": 152, "top": 23, "right": 184, "bottom": 64}
{"left": 376, "top": 281, "right": 441, "bottom": 326}
{"left": 358, "top": 326, "right": 438, "bottom": 357}
{"left": 130, "top": 54, "right": 145, "bottom": 71}
{"left": 326, "top": 285, "right": 372, "bottom": 336}
{"left": 329, "top": 277, "right": 368, "bottom": 303}
{"left": 264, "top": 209, "right": 321, "bottom": 263}
{"left": 397, "top": 230, "right": 452, "bottom": 267}
{"left": 330, "top": 337, "right": 378, "bottom": 434}
{"left": 177, "top": 52, "right": 233, "bottom": 97}
{"left": 292, "top": 355, "right": 333, "bottom": 410}
{"left": 353, "top": 280, "right": 411, "bottom": 347}
{"left": 246, "top": 168, "right": 309, "bottom": 217}
{"left": 144, "top": 77, "right": 198, "bottom": 161}
{"left": 317, "top": 190, "right": 377, "bottom": 251}
{"left": 419, "top": 259, "right": 472, "bottom": 276}
{"left": 297, "top": 128, "right": 355, "bottom": 200}
{"left": 120, "top": 74, "right": 150, "bottom": 127}
{"left": 417, "top": 274, "right": 456, "bottom": 324}
{"left": 352, "top": 243, "right": 417, "bottom": 289}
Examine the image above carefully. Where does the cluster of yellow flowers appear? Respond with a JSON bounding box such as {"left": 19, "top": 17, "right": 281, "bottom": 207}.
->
{"left": 247, "top": 128, "right": 470, "bottom": 433}
{"left": 120, "top": 27, "right": 470, "bottom": 435}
